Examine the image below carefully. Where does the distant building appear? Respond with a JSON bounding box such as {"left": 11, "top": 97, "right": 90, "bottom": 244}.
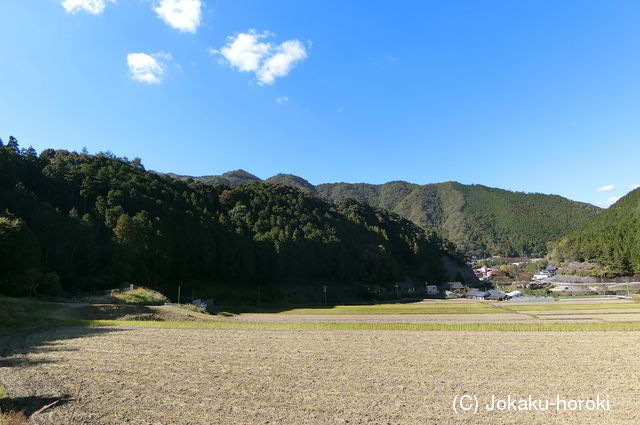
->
{"left": 193, "top": 298, "right": 213, "bottom": 308}
{"left": 465, "top": 288, "right": 487, "bottom": 299}
{"left": 506, "top": 290, "right": 523, "bottom": 299}
{"left": 484, "top": 289, "right": 508, "bottom": 301}
{"left": 533, "top": 270, "right": 553, "bottom": 281}
{"left": 532, "top": 265, "right": 557, "bottom": 281}
{"left": 442, "top": 281, "right": 464, "bottom": 291}
{"left": 396, "top": 281, "right": 416, "bottom": 294}
{"left": 426, "top": 285, "right": 439, "bottom": 295}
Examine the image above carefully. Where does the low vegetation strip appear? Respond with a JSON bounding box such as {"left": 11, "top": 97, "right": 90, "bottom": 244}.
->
{"left": 274, "top": 303, "right": 505, "bottom": 315}
{"left": 504, "top": 303, "right": 640, "bottom": 311}
{"left": 71, "top": 319, "right": 640, "bottom": 331}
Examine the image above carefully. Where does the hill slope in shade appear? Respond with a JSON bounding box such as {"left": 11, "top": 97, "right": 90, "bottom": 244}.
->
{"left": 0, "top": 140, "right": 466, "bottom": 300}
{"left": 550, "top": 188, "right": 640, "bottom": 274}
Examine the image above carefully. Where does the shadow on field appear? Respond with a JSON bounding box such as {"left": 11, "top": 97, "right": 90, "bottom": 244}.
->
{"left": 208, "top": 304, "right": 338, "bottom": 316}
{"left": 0, "top": 395, "right": 71, "bottom": 417}
{"left": 74, "top": 304, "right": 160, "bottom": 320}
{"left": 209, "top": 298, "right": 430, "bottom": 316}
{"left": 0, "top": 308, "right": 121, "bottom": 419}
{"left": 0, "top": 326, "right": 122, "bottom": 367}
{"left": 0, "top": 357, "right": 58, "bottom": 368}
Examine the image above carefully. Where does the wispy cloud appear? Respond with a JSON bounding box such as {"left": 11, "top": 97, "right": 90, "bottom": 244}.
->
{"left": 276, "top": 96, "right": 289, "bottom": 104}
{"left": 154, "top": 0, "right": 202, "bottom": 33}
{"left": 630, "top": 184, "right": 640, "bottom": 191}
{"left": 62, "top": 0, "right": 114, "bottom": 15}
{"left": 213, "top": 30, "right": 308, "bottom": 85}
{"left": 597, "top": 196, "right": 622, "bottom": 208}
{"left": 597, "top": 184, "right": 615, "bottom": 192}
{"left": 127, "top": 52, "right": 172, "bottom": 84}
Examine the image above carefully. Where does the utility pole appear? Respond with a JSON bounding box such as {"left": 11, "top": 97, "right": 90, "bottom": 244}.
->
{"left": 627, "top": 278, "right": 630, "bottom": 297}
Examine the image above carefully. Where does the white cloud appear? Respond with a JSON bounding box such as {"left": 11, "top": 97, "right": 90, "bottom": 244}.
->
{"left": 154, "top": 0, "right": 202, "bottom": 33}
{"left": 630, "top": 184, "right": 640, "bottom": 191}
{"left": 62, "top": 0, "right": 114, "bottom": 15}
{"left": 215, "top": 30, "right": 308, "bottom": 85}
{"left": 127, "top": 52, "right": 172, "bottom": 84}
{"left": 218, "top": 31, "right": 272, "bottom": 72}
{"left": 597, "top": 184, "right": 615, "bottom": 192}
{"left": 276, "top": 96, "right": 289, "bottom": 103}
{"left": 256, "top": 40, "right": 307, "bottom": 85}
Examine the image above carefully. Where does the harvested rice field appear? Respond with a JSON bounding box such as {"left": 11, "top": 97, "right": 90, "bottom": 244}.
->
{"left": 2, "top": 297, "right": 640, "bottom": 424}
{"left": 1, "top": 326, "right": 639, "bottom": 424}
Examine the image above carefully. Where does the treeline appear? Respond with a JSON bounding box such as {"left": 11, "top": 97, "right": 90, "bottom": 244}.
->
{"left": 550, "top": 188, "right": 640, "bottom": 275}
{"left": 0, "top": 137, "right": 460, "bottom": 300}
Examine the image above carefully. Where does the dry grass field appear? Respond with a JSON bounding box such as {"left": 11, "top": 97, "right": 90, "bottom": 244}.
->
{"left": 2, "top": 297, "right": 640, "bottom": 424}
{"left": 1, "top": 326, "right": 639, "bottom": 424}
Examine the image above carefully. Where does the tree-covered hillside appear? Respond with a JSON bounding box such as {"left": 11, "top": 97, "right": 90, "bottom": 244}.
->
{"left": 164, "top": 169, "right": 260, "bottom": 186}
{"left": 161, "top": 171, "right": 600, "bottom": 258}
{"left": 317, "top": 181, "right": 600, "bottom": 258}
{"left": 0, "top": 138, "right": 461, "bottom": 300}
{"left": 550, "top": 188, "right": 640, "bottom": 274}
{"left": 265, "top": 174, "right": 318, "bottom": 195}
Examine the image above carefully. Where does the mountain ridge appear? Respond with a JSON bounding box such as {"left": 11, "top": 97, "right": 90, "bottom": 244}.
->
{"left": 163, "top": 170, "right": 601, "bottom": 257}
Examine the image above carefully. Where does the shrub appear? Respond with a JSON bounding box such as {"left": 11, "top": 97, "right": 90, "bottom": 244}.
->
{"left": 111, "top": 287, "right": 168, "bottom": 305}
{"left": 179, "top": 304, "right": 209, "bottom": 314}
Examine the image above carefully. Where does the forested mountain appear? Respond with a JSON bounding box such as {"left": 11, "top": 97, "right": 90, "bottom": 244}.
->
{"left": 318, "top": 181, "right": 600, "bottom": 258}
{"left": 550, "top": 188, "right": 640, "bottom": 274}
{"left": 0, "top": 138, "right": 463, "bottom": 301}
{"left": 170, "top": 170, "right": 600, "bottom": 258}
{"left": 164, "top": 169, "right": 260, "bottom": 186}
{"left": 265, "top": 174, "right": 318, "bottom": 195}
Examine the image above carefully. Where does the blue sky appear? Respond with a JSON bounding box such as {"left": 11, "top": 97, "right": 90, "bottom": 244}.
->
{"left": 1, "top": 0, "right": 639, "bottom": 207}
